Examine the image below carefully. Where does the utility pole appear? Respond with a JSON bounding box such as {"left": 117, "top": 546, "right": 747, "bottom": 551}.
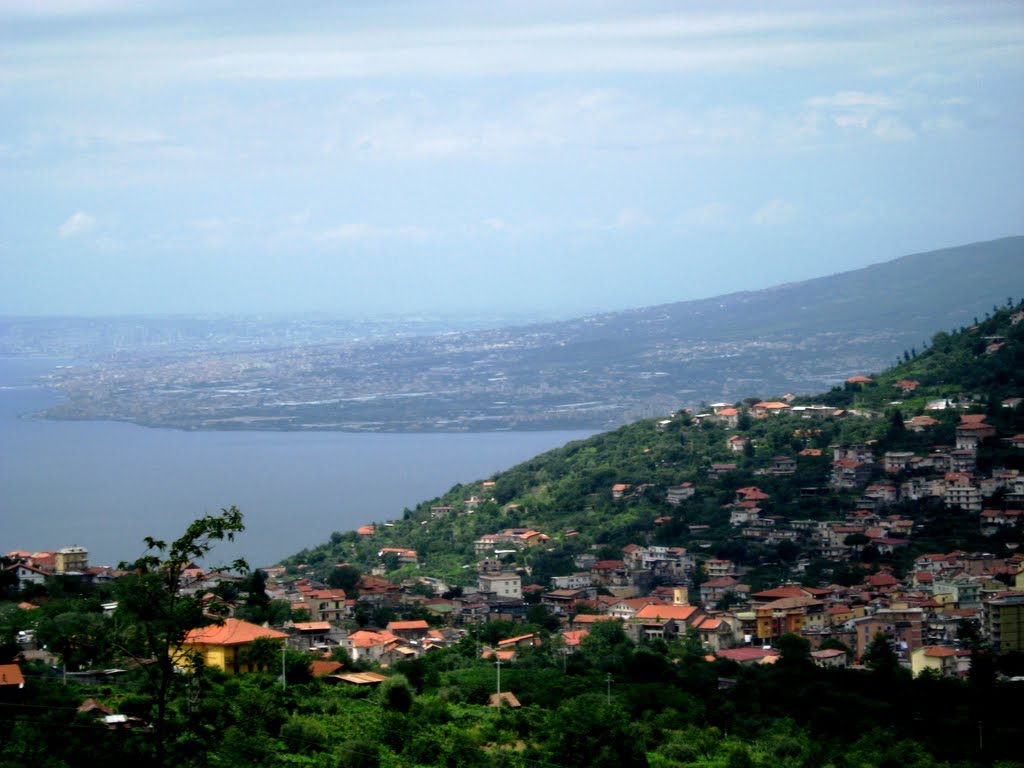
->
{"left": 606, "top": 673, "right": 612, "bottom": 705}
{"left": 494, "top": 657, "right": 502, "bottom": 704}
{"left": 281, "top": 644, "right": 287, "bottom": 690}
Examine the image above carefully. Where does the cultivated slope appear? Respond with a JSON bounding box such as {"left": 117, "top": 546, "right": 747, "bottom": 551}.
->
{"left": 43, "top": 237, "right": 1024, "bottom": 431}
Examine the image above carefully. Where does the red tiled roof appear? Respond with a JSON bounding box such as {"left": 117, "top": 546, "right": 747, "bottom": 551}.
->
{"left": 387, "top": 620, "right": 429, "bottom": 631}
{"left": 293, "top": 621, "right": 333, "bottom": 632}
{"left": 716, "top": 647, "right": 779, "bottom": 662}
{"left": 923, "top": 646, "right": 957, "bottom": 658}
{"left": 310, "top": 660, "right": 344, "bottom": 677}
{"left": 183, "top": 618, "right": 288, "bottom": 647}
{"left": 634, "top": 604, "right": 699, "bottom": 622}
{"left": 0, "top": 664, "right": 25, "bottom": 687}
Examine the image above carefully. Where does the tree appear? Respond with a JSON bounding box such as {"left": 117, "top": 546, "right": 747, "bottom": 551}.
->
{"left": 863, "top": 632, "right": 900, "bottom": 676}
{"left": 114, "top": 507, "right": 248, "bottom": 766}
{"left": 777, "top": 632, "right": 812, "bottom": 671}
{"left": 328, "top": 564, "right": 362, "bottom": 595}
{"left": 241, "top": 635, "right": 281, "bottom": 674}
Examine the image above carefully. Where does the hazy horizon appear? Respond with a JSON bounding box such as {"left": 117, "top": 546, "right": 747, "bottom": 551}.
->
{"left": 3, "top": 2, "right": 1022, "bottom": 317}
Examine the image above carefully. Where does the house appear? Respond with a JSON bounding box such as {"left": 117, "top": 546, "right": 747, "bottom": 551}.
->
{"left": 700, "top": 576, "right": 742, "bottom": 606}
{"left": 377, "top": 547, "right": 419, "bottom": 565}
{"left": 0, "top": 664, "right": 25, "bottom": 690}
{"left": 704, "top": 560, "right": 736, "bottom": 579}
{"left": 750, "top": 585, "right": 830, "bottom": 604}
{"left": 694, "top": 615, "right": 740, "bottom": 652}
{"left": 754, "top": 597, "right": 827, "bottom": 642}
{"left": 54, "top": 546, "right": 88, "bottom": 574}
{"left": 629, "top": 603, "right": 704, "bottom": 641}
{"left": 177, "top": 618, "right": 289, "bottom": 675}
{"left": 883, "top": 452, "right": 916, "bottom": 474}
{"left": 944, "top": 473, "right": 983, "bottom": 512}
{"left": 289, "top": 621, "right": 338, "bottom": 650}
{"left": 910, "top": 646, "right": 959, "bottom": 677}
{"left": 346, "top": 629, "right": 403, "bottom": 664}
{"left": 981, "top": 509, "right": 1024, "bottom": 535}
{"left": 750, "top": 402, "right": 791, "bottom": 418}
{"left": 665, "top": 482, "right": 696, "bottom": 505}
{"left": 983, "top": 593, "right": 1024, "bottom": 654}
{"left": 830, "top": 458, "right": 874, "bottom": 490}
{"left": 309, "top": 660, "right": 344, "bottom": 678}
{"left": 715, "top": 647, "right": 780, "bottom": 665}
{"left": 711, "top": 408, "right": 741, "bottom": 428}
{"left": 386, "top": 620, "right": 430, "bottom": 641}
{"left": 852, "top": 608, "right": 925, "bottom": 663}
{"left": 4, "top": 563, "right": 48, "bottom": 592}
{"left": 550, "top": 573, "right": 593, "bottom": 591}
{"left": 770, "top": 456, "right": 796, "bottom": 475}
{"left": 590, "top": 560, "right": 631, "bottom": 588}
{"left": 302, "top": 589, "right": 349, "bottom": 623}
{"left": 541, "top": 588, "right": 591, "bottom": 615}
{"left": 560, "top": 629, "right": 589, "bottom": 653}
{"left": 906, "top": 415, "right": 940, "bottom": 432}
{"left": 478, "top": 572, "right": 522, "bottom": 600}
{"left": 727, "top": 435, "right": 749, "bottom": 453}
{"left": 811, "top": 649, "right": 848, "bottom": 669}
{"left": 707, "top": 463, "right": 738, "bottom": 479}
{"left": 329, "top": 671, "right": 389, "bottom": 686}
{"left": 956, "top": 422, "right": 996, "bottom": 451}
{"left": 607, "top": 596, "right": 665, "bottom": 621}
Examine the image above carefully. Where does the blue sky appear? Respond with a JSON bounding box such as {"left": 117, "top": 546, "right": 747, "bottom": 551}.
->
{"left": 2, "top": 1, "right": 1022, "bottom": 317}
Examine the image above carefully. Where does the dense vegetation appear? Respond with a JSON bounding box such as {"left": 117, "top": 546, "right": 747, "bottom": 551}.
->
{"left": 3, "top": 595, "right": 1024, "bottom": 767}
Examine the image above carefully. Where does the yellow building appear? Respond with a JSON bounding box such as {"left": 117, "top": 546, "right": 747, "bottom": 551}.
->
{"left": 54, "top": 546, "right": 88, "bottom": 574}
{"left": 911, "top": 646, "right": 957, "bottom": 677}
{"left": 177, "top": 618, "right": 288, "bottom": 674}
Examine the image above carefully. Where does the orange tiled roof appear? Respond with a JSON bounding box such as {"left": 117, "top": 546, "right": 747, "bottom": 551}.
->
{"left": 387, "top": 620, "right": 429, "bottom": 631}
{"left": 0, "top": 664, "right": 25, "bottom": 687}
{"left": 183, "top": 618, "right": 288, "bottom": 647}
{"left": 634, "top": 604, "right": 700, "bottom": 622}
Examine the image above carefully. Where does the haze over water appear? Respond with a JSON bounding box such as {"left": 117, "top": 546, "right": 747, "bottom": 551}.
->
{"left": 0, "top": 358, "right": 592, "bottom": 568}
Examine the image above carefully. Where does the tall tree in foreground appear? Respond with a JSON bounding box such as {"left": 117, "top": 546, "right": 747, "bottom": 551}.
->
{"left": 115, "top": 506, "right": 248, "bottom": 765}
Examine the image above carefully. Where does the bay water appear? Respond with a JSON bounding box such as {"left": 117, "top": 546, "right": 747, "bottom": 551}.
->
{"left": 0, "top": 357, "right": 592, "bottom": 569}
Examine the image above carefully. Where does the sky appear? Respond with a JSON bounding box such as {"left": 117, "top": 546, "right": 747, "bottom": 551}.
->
{"left": 1, "top": 1, "right": 1022, "bottom": 318}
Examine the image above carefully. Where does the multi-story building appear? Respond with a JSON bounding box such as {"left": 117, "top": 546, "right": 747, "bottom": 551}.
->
{"left": 302, "top": 588, "right": 350, "bottom": 624}
{"left": 54, "top": 546, "right": 88, "bottom": 574}
{"left": 984, "top": 593, "right": 1024, "bottom": 654}
{"left": 944, "top": 474, "right": 983, "bottom": 512}
{"left": 852, "top": 608, "right": 925, "bottom": 664}
{"left": 478, "top": 572, "right": 522, "bottom": 600}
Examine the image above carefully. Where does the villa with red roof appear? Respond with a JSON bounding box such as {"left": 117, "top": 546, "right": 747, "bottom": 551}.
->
{"left": 177, "top": 618, "right": 288, "bottom": 675}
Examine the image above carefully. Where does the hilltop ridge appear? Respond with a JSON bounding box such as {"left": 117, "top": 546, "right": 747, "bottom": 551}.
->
{"left": 35, "top": 236, "right": 1024, "bottom": 432}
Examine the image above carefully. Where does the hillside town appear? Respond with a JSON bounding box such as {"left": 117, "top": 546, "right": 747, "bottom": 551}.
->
{"left": 8, "top": 388, "right": 1022, "bottom": 686}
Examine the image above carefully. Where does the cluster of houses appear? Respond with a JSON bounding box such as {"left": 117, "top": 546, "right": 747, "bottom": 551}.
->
{"left": 5, "top": 384, "right": 1023, "bottom": 686}
{"left": 213, "top": 388, "right": 1022, "bottom": 679}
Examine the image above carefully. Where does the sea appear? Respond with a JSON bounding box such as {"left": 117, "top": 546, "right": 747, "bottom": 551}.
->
{"left": 0, "top": 357, "right": 593, "bottom": 569}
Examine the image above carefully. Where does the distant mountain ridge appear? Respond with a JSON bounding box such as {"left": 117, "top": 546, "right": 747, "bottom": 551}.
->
{"left": 38, "top": 236, "right": 1024, "bottom": 432}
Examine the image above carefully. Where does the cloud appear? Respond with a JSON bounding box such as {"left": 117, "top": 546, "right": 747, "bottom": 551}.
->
{"left": 921, "top": 116, "right": 965, "bottom": 136}
{"left": 873, "top": 117, "right": 916, "bottom": 141}
{"left": 751, "top": 199, "right": 798, "bottom": 227}
{"left": 611, "top": 207, "right": 652, "bottom": 230}
{"left": 313, "top": 223, "right": 430, "bottom": 244}
{"left": 675, "top": 202, "right": 732, "bottom": 229}
{"left": 58, "top": 211, "right": 96, "bottom": 238}
{"left": 806, "top": 91, "right": 899, "bottom": 109}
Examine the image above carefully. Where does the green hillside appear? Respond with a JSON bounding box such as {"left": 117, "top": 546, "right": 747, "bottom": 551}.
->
{"left": 284, "top": 300, "right": 1024, "bottom": 587}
